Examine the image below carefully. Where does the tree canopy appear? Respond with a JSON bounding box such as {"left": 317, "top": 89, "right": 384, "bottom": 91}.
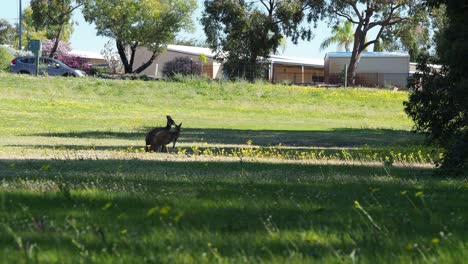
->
{"left": 0, "top": 19, "right": 16, "bottom": 47}
{"left": 201, "top": 0, "right": 324, "bottom": 81}
{"left": 404, "top": 0, "right": 467, "bottom": 175}
{"left": 81, "top": 0, "right": 196, "bottom": 74}
{"left": 30, "top": 0, "right": 81, "bottom": 58}
{"left": 326, "top": 0, "right": 424, "bottom": 85}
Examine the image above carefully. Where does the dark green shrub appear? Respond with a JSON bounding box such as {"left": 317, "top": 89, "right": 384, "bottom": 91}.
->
{"left": 162, "top": 56, "right": 202, "bottom": 78}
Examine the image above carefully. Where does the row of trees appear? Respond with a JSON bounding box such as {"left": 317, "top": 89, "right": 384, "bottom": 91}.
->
{"left": 3, "top": 1, "right": 448, "bottom": 84}
{"left": 1, "top": 0, "right": 196, "bottom": 75}
{"left": 3, "top": 1, "right": 446, "bottom": 83}
{"left": 201, "top": 0, "right": 446, "bottom": 84}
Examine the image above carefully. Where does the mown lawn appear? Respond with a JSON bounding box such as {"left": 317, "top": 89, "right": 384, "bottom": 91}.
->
{"left": 0, "top": 73, "right": 466, "bottom": 263}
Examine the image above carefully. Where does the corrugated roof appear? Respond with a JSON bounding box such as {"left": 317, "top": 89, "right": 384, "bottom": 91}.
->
{"left": 166, "top": 45, "right": 324, "bottom": 66}
{"left": 325, "top": 52, "right": 409, "bottom": 58}
{"left": 70, "top": 50, "right": 105, "bottom": 59}
{"left": 269, "top": 55, "right": 324, "bottom": 67}
{"left": 167, "top": 45, "right": 216, "bottom": 58}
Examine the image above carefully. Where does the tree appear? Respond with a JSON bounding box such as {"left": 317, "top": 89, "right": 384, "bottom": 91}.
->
{"left": 81, "top": 0, "right": 196, "bottom": 74}
{"left": 100, "top": 39, "right": 123, "bottom": 74}
{"left": 201, "top": 0, "right": 324, "bottom": 81}
{"left": 0, "top": 46, "right": 13, "bottom": 71}
{"left": 327, "top": 0, "right": 423, "bottom": 85}
{"left": 30, "top": 0, "right": 81, "bottom": 58}
{"left": 0, "top": 19, "right": 16, "bottom": 46}
{"left": 378, "top": 4, "right": 446, "bottom": 62}
{"left": 404, "top": 0, "right": 467, "bottom": 175}
{"left": 320, "top": 20, "right": 354, "bottom": 52}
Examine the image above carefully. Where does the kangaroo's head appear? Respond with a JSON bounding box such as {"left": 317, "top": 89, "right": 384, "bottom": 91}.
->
{"left": 172, "top": 123, "right": 182, "bottom": 148}
{"left": 166, "top": 115, "right": 176, "bottom": 129}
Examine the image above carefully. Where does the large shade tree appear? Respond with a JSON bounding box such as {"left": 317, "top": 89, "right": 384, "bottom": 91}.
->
{"left": 404, "top": 0, "right": 467, "bottom": 175}
{"left": 30, "top": 0, "right": 82, "bottom": 58}
{"left": 201, "top": 0, "right": 324, "bottom": 81}
{"left": 378, "top": 4, "right": 446, "bottom": 62}
{"left": 81, "top": 0, "right": 195, "bottom": 74}
{"left": 327, "top": 0, "right": 424, "bottom": 85}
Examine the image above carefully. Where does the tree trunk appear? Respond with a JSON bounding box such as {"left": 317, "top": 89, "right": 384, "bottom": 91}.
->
{"left": 133, "top": 52, "right": 157, "bottom": 74}
{"left": 49, "top": 24, "right": 63, "bottom": 58}
{"left": 116, "top": 39, "right": 132, "bottom": 73}
{"left": 347, "top": 30, "right": 365, "bottom": 86}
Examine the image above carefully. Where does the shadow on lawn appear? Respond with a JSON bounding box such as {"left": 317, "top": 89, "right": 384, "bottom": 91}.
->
{"left": 1, "top": 159, "right": 465, "bottom": 261}
{"left": 29, "top": 127, "right": 424, "bottom": 148}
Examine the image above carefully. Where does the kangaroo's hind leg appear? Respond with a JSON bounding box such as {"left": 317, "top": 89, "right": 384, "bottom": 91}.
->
{"left": 161, "top": 145, "right": 168, "bottom": 153}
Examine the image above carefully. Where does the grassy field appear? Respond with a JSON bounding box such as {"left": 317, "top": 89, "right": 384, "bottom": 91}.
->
{"left": 0, "top": 73, "right": 467, "bottom": 263}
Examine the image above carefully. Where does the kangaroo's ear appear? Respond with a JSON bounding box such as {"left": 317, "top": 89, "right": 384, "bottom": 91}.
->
{"left": 166, "top": 115, "right": 172, "bottom": 119}
{"left": 178, "top": 123, "right": 182, "bottom": 128}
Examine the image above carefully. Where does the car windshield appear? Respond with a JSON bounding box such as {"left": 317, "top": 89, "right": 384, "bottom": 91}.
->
{"left": 51, "top": 59, "right": 72, "bottom": 68}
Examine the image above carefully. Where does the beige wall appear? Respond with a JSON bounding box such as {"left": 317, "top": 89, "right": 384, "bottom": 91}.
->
{"left": 327, "top": 56, "right": 409, "bottom": 74}
{"left": 132, "top": 47, "right": 223, "bottom": 79}
{"left": 273, "top": 65, "right": 323, "bottom": 83}
{"left": 325, "top": 55, "right": 410, "bottom": 88}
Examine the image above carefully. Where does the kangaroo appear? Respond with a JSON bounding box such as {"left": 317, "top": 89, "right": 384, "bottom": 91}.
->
{"left": 145, "top": 115, "right": 176, "bottom": 152}
{"left": 149, "top": 123, "right": 182, "bottom": 153}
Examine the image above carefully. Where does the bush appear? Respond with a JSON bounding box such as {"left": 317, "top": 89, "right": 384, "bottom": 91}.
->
{"left": 59, "top": 55, "right": 92, "bottom": 73}
{"left": 0, "top": 46, "right": 13, "bottom": 72}
{"left": 1, "top": 45, "right": 33, "bottom": 57}
{"left": 162, "top": 56, "right": 202, "bottom": 78}
{"left": 89, "top": 66, "right": 112, "bottom": 76}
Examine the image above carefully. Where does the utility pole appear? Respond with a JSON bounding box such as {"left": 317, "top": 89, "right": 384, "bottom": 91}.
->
{"left": 18, "top": 0, "right": 22, "bottom": 50}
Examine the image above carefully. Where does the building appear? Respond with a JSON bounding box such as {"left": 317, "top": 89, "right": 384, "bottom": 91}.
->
{"left": 69, "top": 50, "right": 107, "bottom": 66}
{"left": 269, "top": 55, "right": 324, "bottom": 84}
{"left": 324, "top": 52, "right": 410, "bottom": 88}
{"left": 132, "top": 45, "right": 325, "bottom": 83}
{"left": 131, "top": 45, "right": 224, "bottom": 79}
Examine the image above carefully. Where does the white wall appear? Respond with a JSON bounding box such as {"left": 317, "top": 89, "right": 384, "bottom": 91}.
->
{"left": 132, "top": 47, "right": 222, "bottom": 79}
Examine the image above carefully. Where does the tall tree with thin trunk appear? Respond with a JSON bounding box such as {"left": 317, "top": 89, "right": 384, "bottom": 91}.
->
{"left": 30, "top": 0, "right": 82, "bottom": 58}
{"left": 320, "top": 20, "right": 354, "bottom": 52}
{"left": 327, "top": 0, "right": 422, "bottom": 85}
{"left": 81, "top": 0, "right": 195, "bottom": 74}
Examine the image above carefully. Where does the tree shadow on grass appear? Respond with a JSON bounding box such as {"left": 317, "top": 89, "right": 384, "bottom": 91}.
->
{"left": 1, "top": 159, "right": 465, "bottom": 261}
{"left": 29, "top": 127, "right": 424, "bottom": 148}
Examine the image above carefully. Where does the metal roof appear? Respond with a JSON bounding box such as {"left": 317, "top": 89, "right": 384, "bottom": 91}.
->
{"left": 70, "top": 50, "right": 105, "bottom": 60}
{"left": 325, "top": 52, "right": 409, "bottom": 59}
{"left": 167, "top": 45, "right": 217, "bottom": 58}
{"left": 166, "top": 45, "right": 324, "bottom": 67}
{"left": 269, "top": 55, "right": 324, "bottom": 67}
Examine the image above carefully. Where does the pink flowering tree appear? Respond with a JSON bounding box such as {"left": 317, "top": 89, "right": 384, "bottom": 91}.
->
{"left": 41, "top": 40, "right": 92, "bottom": 73}
{"left": 41, "top": 40, "right": 71, "bottom": 58}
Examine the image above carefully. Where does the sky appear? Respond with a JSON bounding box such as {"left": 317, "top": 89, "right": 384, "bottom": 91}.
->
{"left": 0, "top": 0, "right": 377, "bottom": 60}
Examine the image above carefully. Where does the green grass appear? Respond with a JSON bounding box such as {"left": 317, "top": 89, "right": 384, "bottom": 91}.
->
{"left": 0, "top": 73, "right": 467, "bottom": 263}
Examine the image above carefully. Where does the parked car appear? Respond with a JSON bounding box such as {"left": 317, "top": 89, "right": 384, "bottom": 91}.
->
{"left": 10, "top": 56, "right": 86, "bottom": 77}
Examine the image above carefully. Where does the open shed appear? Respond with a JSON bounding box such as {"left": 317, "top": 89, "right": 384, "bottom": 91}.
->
{"left": 269, "top": 55, "right": 324, "bottom": 84}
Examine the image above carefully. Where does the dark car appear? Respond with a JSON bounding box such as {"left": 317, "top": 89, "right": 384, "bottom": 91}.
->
{"left": 10, "top": 56, "right": 86, "bottom": 77}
